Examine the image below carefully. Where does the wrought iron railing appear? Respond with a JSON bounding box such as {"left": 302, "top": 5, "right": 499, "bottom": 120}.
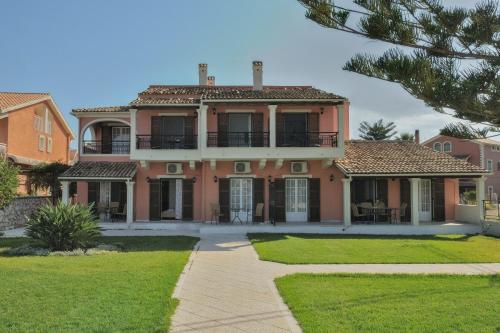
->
{"left": 207, "top": 132, "right": 269, "bottom": 147}
{"left": 82, "top": 140, "right": 130, "bottom": 154}
{"left": 136, "top": 135, "right": 198, "bottom": 149}
{"left": 276, "top": 132, "right": 338, "bottom": 147}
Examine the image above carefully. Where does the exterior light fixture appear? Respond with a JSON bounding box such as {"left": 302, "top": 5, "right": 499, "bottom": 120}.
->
{"left": 213, "top": 176, "right": 218, "bottom": 183}
{"left": 212, "top": 107, "right": 217, "bottom": 115}
{"left": 192, "top": 177, "right": 197, "bottom": 183}
{"left": 320, "top": 107, "right": 324, "bottom": 115}
{"left": 268, "top": 175, "right": 273, "bottom": 183}
{"left": 330, "top": 174, "right": 334, "bottom": 182}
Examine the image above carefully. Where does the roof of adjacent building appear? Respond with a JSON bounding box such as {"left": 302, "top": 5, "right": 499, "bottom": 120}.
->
{"left": 60, "top": 161, "right": 137, "bottom": 180}
{"left": 72, "top": 106, "right": 130, "bottom": 113}
{"left": 422, "top": 134, "right": 500, "bottom": 147}
{"left": 336, "top": 140, "right": 488, "bottom": 176}
{"left": 0, "top": 92, "right": 50, "bottom": 112}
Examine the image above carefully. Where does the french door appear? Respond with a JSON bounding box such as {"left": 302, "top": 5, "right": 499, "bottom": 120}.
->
{"left": 230, "top": 178, "right": 253, "bottom": 222}
{"left": 111, "top": 127, "right": 130, "bottom": 153}
{"left": 419, "top": 179, "right": 432, "bottom": 222}
{"left": 286, "top": 178, "right": 308, "bottom": 222}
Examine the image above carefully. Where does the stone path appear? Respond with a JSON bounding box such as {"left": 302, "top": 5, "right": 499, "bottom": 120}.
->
{"left": 169, "top": 233, "right": 500, "bottom": 333}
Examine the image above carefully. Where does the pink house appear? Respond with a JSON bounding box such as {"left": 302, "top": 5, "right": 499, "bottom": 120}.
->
{"left": 423, "top": 135, "right": 499, "bottom": 200}
{"left": 60, "top": 62, "right": 488, "bottom": 227}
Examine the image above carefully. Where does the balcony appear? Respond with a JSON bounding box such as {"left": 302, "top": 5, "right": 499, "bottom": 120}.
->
{"left": 82, "top": 140, "right": 130, "bottom": 154}
{"left": 276, "top": 132, "right": 338, "bottom": 147}
{"left": 207, "top": 132, "right": 269, "bottom": 147}
{"left": 136, "top": 135, "right": 198, "bottom": 150}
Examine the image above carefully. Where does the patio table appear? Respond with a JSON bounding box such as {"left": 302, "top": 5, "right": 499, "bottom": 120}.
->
{"left": 231, "top": 208, "right": 251, "bottom": 224}
{"left": 361, "top": 207, "right": 398, "bottom": 223}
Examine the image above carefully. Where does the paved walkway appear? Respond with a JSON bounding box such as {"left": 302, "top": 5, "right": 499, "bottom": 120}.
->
{"left": 169, "top": 233, "right": 500, "bottom": 333}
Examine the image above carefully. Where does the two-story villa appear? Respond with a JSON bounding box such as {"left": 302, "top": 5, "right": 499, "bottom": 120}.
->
{"left": 423, "top": 135, "right": 500, "bottom": 200}
{"left": 60, "top": 62, "right": 488, "bottom": 227}
{"left": 0, "top": 92, "right": 74, "bottom": 194}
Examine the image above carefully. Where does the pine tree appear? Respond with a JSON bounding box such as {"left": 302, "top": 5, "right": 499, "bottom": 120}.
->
{"left": 359, "top": 119, "right": 397, "bottom": 140}
{"left": 439, "top": 122, "right": 490, "bottom": 139}
{"left": 298, "top": 0, "right": 500, "bottom": 128}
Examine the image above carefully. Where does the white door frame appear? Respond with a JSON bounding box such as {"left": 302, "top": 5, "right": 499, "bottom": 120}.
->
{"left": 419, "top": 179, "right": 432, "bottom": 222}
{"left": 286, "top": 178, "right": 308, "bottom": 222}
{"left": 230, "top": 178, "right": 253, "bottom": 222}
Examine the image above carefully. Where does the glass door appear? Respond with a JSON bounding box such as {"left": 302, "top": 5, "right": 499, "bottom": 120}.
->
{"left": 419, "top": 179, "right": 432, "bottom": 222}
{"left": 286, "top": 178, "right": 308, "bottom": 222}
{"left": 230, "top": 178, "right": 253, "bottom": 223}
{"left": 111, "top": 127, "right": 130, "bottom": 153}
{"left": 228, "top": 113, "right": 251, "bottom": 147}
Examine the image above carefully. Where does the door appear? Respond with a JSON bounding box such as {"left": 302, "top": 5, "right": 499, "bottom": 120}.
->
{"left": 286, "top": 178, "right": 308, "bottom": 222}
{"left": 228, "top": 113, "right": 251, "bottom": 147}
{"left": 282, "top": 113, "right": 307, "bottom": 146}
{"left": 163, "top": 117, "right": 185, "bottom": 149}
{"left": 419, "top": 179, "right": 432, "bottom": 222}
{"left": 111, "top": 127, "right": 130, "bottom": 153}
{"left": 230, "top": 178, "right": 253, "bottom": 222}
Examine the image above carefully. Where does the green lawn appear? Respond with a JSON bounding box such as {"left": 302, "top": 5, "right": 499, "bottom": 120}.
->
{"left": 0, "top": 236, "right": 198, "bottom": 333}
{"left": 249, "top": 234, "right": 500, "bottom": 264}
{"left": 276, "top": 274, "right": 500, "bottom": 333}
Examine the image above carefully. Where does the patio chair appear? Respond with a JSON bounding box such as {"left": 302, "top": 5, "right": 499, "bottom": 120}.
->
{"left": 253, "top": 203, "right": 264, "bottom": 223}
{"left": 113, "top": 205, "right": 127, "bottom": 222}
{"left": 210, "top": 203, "right": 223, "bottom": 224}
{"left": 351, "top": 203, "right": 368, "bottom": 221}
{"left": 399, "top": 202, "right": 408, "bottom": 223}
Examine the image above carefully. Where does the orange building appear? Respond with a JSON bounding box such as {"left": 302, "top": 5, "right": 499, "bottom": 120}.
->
{"left": 0, "top": 92, "right": 74, "bottom": 194}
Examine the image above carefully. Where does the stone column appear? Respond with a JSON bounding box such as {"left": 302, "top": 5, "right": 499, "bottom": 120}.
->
{"left": 410, "top": 178, "right": 420, "bottom": 225}
{"left": 61, "top": 181, "right": 70, "bottom": 204}
{"left": 126, "top": 181, "right": 135, "bottom": 226}
{"left": 130, "top": 108, "right": 137, "bottom": 153}
{"left": 199, "top": 105, "right": 208, "bottom": 150}
{"left": 268, "top": 105, "right": 277, "bottom": 148}
{"left": 342, "top": 178, "right": 352, "bottom": 227}
{"left": 475, "top": 176, "right": 485, "bottom": 221}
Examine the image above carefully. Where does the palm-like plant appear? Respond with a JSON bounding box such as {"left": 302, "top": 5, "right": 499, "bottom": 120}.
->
{"left": 396, "top": 132, "right": 415, "bottom": 142}
{"left": 359, "top": 119, "right": 397, "bottom": 140}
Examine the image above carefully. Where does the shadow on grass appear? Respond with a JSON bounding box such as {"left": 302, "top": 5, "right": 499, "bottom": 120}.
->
{"left": 0, "top": 236, "right": 199, "bottom": 256}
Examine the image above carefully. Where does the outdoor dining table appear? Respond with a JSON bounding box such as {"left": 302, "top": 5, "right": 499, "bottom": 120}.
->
{"left": 230, "top": 208, "right": 251, "bottom": 224}
{"left": 360, "top": 206, "right": 399, "bottom": 224}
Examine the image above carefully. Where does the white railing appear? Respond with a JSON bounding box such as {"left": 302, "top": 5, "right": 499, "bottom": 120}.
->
{"left": 455, "top": 204, "right": 480, "bottom": 224}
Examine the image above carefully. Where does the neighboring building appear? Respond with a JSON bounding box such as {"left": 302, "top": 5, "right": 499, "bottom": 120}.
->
{"left": 0, "top": 92, "right": 74, "bottom": 194}
{"left": 60, "top": 62, "right": 487, "bottom": 226}
{"left": 423, "top": 135, "right": 499, "bottom": 199}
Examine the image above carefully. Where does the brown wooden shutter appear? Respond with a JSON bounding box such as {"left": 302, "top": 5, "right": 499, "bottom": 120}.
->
{"left": 432, "top": 178, "right": 445, "bottom": 221}
{"left": 219, "top": 178, "right": 230, "bottom": 222}
{"left": 88, "top": 182, "right": 100, "bottom": 209}
{"left": 217, "top": 113, "right": 228, "bottom": 147}
{"left": 274, "top": 179, "right": 286, "bottom": 222}
{"left": 253, "top": 178, "right": 264, "bottom": 222}
{"left": 182, "top": 179, "right": 194, "bottom": 220}
{"left": 307, "top": 113, "right": 320, "bottom": 147}
{"left": 151, "top": 116, "right": 162, "bottom": 149}
{"left": 400, "top": 179, "right": 411, "bottom": 222}
{"left": 251, "top": 113, "right": 264, "bottom": 147}
{"left": 184, "top": 116, "right": 195, "bottom": 148}
{"left": 276, "top": 113, "right": 284, "bottom": 146}
{"left": 376, "top": 179, "right": 388, "bottom": 205}
{"left": 101, "top": 126, "right": 112, "bottom": 153}
{"left": 309, "top": 178, "right": 321, "bottom": 222}
{"left": 149, "top": 180, "right": 161, "bottom": 221}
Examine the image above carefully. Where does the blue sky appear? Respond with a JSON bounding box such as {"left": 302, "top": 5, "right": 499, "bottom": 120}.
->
{"left": 1, "top": 0, "right": 472, "bottom": 145}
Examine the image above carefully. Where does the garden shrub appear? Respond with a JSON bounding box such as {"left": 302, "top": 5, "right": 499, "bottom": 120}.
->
{"left": 26, "top": 202, "right": 100, "bottom": 251}
{"left": 0, "top": 159, "right": 19, "bottom": 209}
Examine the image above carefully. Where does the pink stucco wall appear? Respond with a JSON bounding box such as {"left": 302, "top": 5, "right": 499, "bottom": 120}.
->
{"left": 424, "top": 135, "right": 481, "bottom": 167}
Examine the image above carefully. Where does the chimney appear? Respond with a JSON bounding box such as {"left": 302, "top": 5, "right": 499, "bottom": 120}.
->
{"left": 415, "top": 129, "right": 420, "bottom": 144}
{"left": 207, "top": 76, "right": 215, "bottom": 86}
{"left": 198, "top": 63, "right": 208, "bottom": 85}
{"left": 252, "top": 61, "right": 263, "bottom": 90}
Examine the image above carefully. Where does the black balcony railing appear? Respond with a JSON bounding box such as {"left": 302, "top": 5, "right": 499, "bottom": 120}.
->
{"left": 136, "top": 135, "right": 198, "bottom": 149}
{"left": 82, "top": 140, "right": 130, "bottom": 154}
{"left": 276, "top": 132, "right": 338, "bottom": 147}
{"left": 207, "top": 132, "right": 270, "bottom": 147}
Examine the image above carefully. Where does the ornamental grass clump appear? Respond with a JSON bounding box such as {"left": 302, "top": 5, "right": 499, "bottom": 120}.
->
{"left": 26, "top": 202, "right": 100, "bottom": 251}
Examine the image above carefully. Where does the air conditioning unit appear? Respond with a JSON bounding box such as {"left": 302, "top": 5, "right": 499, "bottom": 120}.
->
{"left": 234, "top": 161, "right": 251, "bottom": 174}
{"left": 291, "top": 161, "right": 308, "bottom": 174}
{"left": 166, "top": 162, "right": 183, "bottom": 175}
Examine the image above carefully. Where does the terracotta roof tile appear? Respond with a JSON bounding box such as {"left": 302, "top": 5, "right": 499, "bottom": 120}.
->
{"left": 0, "top": 92, "right": 50, "bottom": 111}
{"left": 130, "top": 97, "right": 199, "bottom": 105}
{"left": 60, "top": 161, "right": 137, "bottom": 179}
{"left": 72, "top": 106, "right": 129, "bottom": 113}
{"left": 336, "top": 140, "right": 487, "bottom": 175}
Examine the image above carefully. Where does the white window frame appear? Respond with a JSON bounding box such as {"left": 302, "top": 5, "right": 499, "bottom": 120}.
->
{"left": 38, "top": 135, "right": 46, "bottom": 152}
{"left": 47, "top": 137, "right": 53, "bottom": 153}
{"left": 46, "top": 114, "right": 53, "bottom": 135}
{"left": 433, "top": 142, "right": 442, "bottom": 152}
{"left": 34, "top": 115, "right": 43, "bottom": 132}
{"left": 487, "top": 159, "right": 493, "bottom": 172}
{"left": 491, "top": 146, "right": 500, "bottom": 152}
{"left": 443, "top": 141, "right": 452, "bottom": 152}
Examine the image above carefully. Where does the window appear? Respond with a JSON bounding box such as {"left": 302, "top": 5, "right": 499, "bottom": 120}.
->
{"left": 47, "top": 137, "right": 53, "bottom": 153}
{"left": 38, "top": 135, "right": 46, "bottom": 152}
{"left": 491, "top": 146, "right": 500, "bottom": 152}
{"left": 46, "top": 114, "right": 53, "bottom": 135}
{"left": 34, "top": 115, "right": 43, "bottom": 132}
{"left": 487, "top": 159, "right": 493, "bottom": 172}
{"left": 488, "top": 186, "right": 494, "bottom": 200}
{"left": 433, "top": 142, "right": 442, "bottom": 152}
{"left": 443, "top": 141, "right": 452, "bottom": 152}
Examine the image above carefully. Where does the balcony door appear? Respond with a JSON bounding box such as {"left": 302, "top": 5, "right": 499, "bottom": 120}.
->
{"left": 228, "top": 113, "right": 251, "bottom": 147}
{"left": 111, "top": 127, "right": 130, "bottom": 154}
{"left": 151, "top": 116, "right": 196, "bottom": 149}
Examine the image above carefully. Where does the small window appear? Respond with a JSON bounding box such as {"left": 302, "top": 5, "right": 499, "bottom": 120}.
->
{"left": 487, "top": 159, "right": 493, "bottom": 172}
{"left": 492, "top": 146, "right": 500, "bottom": 152}
{"left": 433, "top": 142, "right": 442, "bottom": 152}
{"left": 47, "top": 137, "right": 53, "bottom": 153}
{"left": 34, "top": 115, "right": 43, "bottom": 132}
{"left": 38, "top": 135, "right": 46, "bottom": 152}
{"left": 46, "top": 114, "right": 53, "bottom": 135}
{"left": 443, "top": 142, "right": 452, "bottom": 152}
